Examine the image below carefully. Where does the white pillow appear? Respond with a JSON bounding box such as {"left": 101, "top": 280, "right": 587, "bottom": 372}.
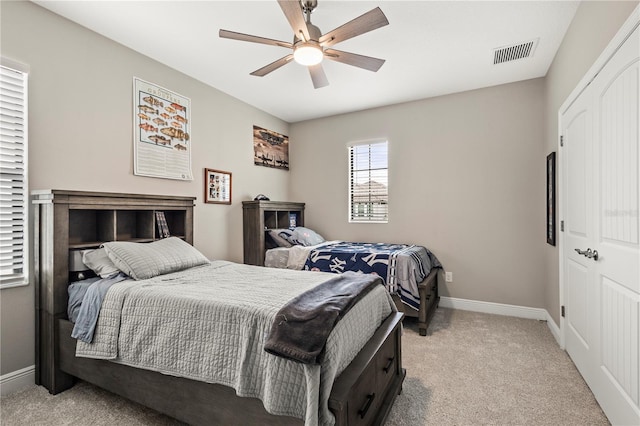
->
{"left": 102, "top": 237, "right": 209, "bottom": 280}
{"left": 82, "top": 248, "right": 121, "bottom": 278}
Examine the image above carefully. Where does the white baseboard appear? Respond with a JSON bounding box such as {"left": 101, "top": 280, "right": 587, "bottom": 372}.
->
{"left": 0, "top": 365, "right": 35, "bottom": 397}
{"left": 545, "top": 311, "right": 562, "bottom": 347}
{"left": 439, "top": 296, "right": 562, "bottom": 347}
{"left": 440, "top": 296, "right": 548, "bottom": 320}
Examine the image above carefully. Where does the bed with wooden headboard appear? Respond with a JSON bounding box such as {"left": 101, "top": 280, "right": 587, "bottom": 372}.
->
{"left": 243, "top": 200, "right": 440, "bottom": 336}
{"left": 33, "top": 190, "right": 405, "bottom": 426}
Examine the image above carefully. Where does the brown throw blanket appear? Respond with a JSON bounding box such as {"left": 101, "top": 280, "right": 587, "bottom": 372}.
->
{"left": 264, "top": 271, "right": 382, "bottom": 364}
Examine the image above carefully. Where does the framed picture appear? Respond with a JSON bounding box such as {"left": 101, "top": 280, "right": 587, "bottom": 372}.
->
{"left": 204, "top": 168, "right": 232, "bottom": 205}
{"left": 547, "top": 152, "right": 556, "bottom": 246}
{"left": 253, "top": 125, "right": 289, "bottom": 170}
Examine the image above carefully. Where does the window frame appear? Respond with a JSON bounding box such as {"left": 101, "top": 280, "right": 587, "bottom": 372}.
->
{"left": 347, "top": 139, "right": 389, "bottom": 224}
{"left": 1, "top": 57, "right": 29, "bottom": 289}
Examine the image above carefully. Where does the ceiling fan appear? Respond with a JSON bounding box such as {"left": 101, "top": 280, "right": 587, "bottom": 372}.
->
{"left": 219, "top": 0, "right": 389, "bottom": 89}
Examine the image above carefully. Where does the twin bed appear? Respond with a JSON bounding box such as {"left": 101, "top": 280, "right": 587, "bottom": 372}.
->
{"left": 33, "top": 190, "right": 407, "bottom": 426}
{"left": 258, "top": 221, "right": 442, "bottom": 337}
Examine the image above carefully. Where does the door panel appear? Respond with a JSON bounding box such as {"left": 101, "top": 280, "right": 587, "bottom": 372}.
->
{"left": 599, "top": 61, "right": 639, "bottom": 246}
{"left": 601, "top": 278, "right": 639, "bottom": 406}
{"left": 563, "top": 88, "right": 595, "bottom": 381}
{"left": 567, "top": 259, "right": 590, "bottom": 348}
{"left": 567, "top": 110, "right": 589, "bottom": 237}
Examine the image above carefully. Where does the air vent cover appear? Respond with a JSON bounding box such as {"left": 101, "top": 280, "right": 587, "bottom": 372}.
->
{"left": 493, "top": 39, "right": 538, "bottom": 64}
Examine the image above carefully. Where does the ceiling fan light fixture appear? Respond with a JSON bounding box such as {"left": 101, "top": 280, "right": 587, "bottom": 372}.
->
{"left": 293, "top": 42, "right": 323, "bottom": 66}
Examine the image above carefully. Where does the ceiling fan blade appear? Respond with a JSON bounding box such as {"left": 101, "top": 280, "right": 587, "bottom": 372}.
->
{"left": 324, "top": 49, "right": 385, "bottom": 72}
{"left": 250, "top": 54, "right": 294, "bottom": 77}
{"left": 308, "top": 64, "right": 329, "bottom": 89}
{"left": 278, "top": 0, "right": 311, "bottom": 42}
{"left": 319, "top": 7, "right": 389, "bottom": 48}
{"left": 219, "top": 29, "right": 293, "bottom": 49}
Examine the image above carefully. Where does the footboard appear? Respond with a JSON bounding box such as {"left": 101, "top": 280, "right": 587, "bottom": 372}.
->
{"left": 393, "top": 268, "right": 439, "bottom": 335}
{"left": 329, "top": 312, "right": 405, "bottom": 425}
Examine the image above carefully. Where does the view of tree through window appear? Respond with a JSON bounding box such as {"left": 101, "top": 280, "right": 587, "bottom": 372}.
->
{"left": 348, "top": 141, "right": 388, "bottom": 222}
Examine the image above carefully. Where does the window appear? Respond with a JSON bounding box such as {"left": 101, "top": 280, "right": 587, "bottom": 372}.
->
{"left": 1, "top": 60, "right": 29, "bottom": 288}
{"left": 348, "top": 140, "right": 388, "bottom": 223}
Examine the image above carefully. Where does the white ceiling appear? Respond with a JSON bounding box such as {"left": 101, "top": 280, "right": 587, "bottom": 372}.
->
{"left": 33, "top": 0, "right": 580, "bottom": 123}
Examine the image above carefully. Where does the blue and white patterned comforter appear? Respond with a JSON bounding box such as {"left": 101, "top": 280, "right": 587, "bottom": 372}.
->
{"left": 302, "top": 242, "right": 441, "bottom": 311}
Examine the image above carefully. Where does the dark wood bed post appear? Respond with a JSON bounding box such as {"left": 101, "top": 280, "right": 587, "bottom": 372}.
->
{"left": 34, "top": 193, "right": 74, "bottom": 393}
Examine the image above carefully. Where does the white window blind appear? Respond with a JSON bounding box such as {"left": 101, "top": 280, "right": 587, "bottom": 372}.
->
{"left": 1, "top": 63, "right": 28, "bottom": 288}
{"left": 349, "top": 141, "right": 388, "bottom": 223}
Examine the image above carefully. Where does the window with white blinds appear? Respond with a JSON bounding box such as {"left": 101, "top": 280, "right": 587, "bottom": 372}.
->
{"left": 1, "top": 62, "right": 28, "bottom": 288}
{"left": 348, "top": 140, "right": 388, "bottom": 223}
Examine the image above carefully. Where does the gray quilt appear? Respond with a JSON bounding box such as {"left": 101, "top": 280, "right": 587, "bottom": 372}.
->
{"left": 75, "top": 261, "right": 395, "bottom": 426}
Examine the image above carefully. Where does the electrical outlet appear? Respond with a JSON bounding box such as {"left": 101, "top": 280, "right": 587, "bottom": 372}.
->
{"left": 445, "top": 271, "right": 453, "bottom": 283}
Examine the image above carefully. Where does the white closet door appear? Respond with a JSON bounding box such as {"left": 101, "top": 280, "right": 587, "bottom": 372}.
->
{"left": 561, "top": 23, "right": 639, "bottom": 425}
{"left": 562, "top": 86, "right": 596, "bottom": 383}
{"left": 590, "top": 25, "right": 639, "bottom": 425}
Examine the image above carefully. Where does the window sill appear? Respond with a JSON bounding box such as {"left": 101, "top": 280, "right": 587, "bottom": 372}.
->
{"left": 0, "top": 280, "right": 29, "bottom": 290}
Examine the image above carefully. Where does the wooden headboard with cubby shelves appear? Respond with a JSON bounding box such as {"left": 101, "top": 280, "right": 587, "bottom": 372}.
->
{"left": 32, "top": 190, "right": 195, "bottom": 392}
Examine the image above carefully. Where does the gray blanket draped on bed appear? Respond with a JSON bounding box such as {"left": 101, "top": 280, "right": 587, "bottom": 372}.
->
{"left": 264, "top": 271, "right": 382, "bottom": 364}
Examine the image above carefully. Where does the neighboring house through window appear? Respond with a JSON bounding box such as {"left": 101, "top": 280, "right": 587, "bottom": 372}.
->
{"left": 348, "top": 140, "right": 388, "bottom": 223}
{"left": 1, "top": 59, "right": 29, "bottom": 288}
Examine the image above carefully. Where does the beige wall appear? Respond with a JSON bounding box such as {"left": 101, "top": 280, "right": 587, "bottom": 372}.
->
{"left": 2, "top": 0, "right": 637, "bottom": 379}
{"left": 543, "top": 0, "right": 638, "bottom": 326}
{"left": 0, "top": 1, "right": 290, "bottom": 375}
{"left": 290, "top": 78, "right": 547, "bottom": 308}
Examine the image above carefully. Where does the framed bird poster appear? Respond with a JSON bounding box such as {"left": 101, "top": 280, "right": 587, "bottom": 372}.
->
{"left": 133, "top": 77, "right": 192, "bottom": 180}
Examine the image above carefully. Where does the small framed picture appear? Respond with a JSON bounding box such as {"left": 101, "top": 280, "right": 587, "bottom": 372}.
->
{"left": 204, "top": 168, "right": 232, "bottom": 205}
{"left": 547, "top": 152, "right": 556, "bottom": 246}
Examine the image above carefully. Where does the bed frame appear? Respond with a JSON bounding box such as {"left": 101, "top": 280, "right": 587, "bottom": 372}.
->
{"left": 392, "top": 270, "right": 439, "bottom": 336}
{"left": 33, "top": 190, "right": 406, "bottom": 425}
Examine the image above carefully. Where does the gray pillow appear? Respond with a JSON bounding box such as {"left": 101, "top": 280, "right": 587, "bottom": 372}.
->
{"left": 82, "top": 248, "right": 121, "bottom": 278}
{"left": 102, "top": 237, "right": 209, "bottom": 280}
{"left": 268, "top": 229, "right": 293, "bottom": 248}
{"left": 280, "top": 227, "right": 325, "bottom": 247}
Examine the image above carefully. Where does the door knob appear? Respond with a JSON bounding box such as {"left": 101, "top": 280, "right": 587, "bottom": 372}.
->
{"left": 574, "top": 248, "right": 599, "bottom": 261}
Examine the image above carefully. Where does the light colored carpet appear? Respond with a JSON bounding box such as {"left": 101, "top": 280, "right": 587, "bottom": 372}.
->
{"left": 1, "top": 308, "right": 608, "bottom": 425}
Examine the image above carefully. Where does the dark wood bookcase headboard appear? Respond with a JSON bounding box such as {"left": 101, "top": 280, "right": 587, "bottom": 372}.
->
{"left": 241, "top": 200, "right": 305, "bottom": 266}
{"left": 32, "top": 190, "right": 195, "bottom": 393}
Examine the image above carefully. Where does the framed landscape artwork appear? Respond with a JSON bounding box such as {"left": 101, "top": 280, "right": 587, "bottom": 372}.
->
{"left": 253, "top": 125, "right": 289, "bottom": 170}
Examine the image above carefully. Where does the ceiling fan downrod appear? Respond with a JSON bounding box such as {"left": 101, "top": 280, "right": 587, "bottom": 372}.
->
{"left": 301, "top": 0, "right": 317, "bottom": 24}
